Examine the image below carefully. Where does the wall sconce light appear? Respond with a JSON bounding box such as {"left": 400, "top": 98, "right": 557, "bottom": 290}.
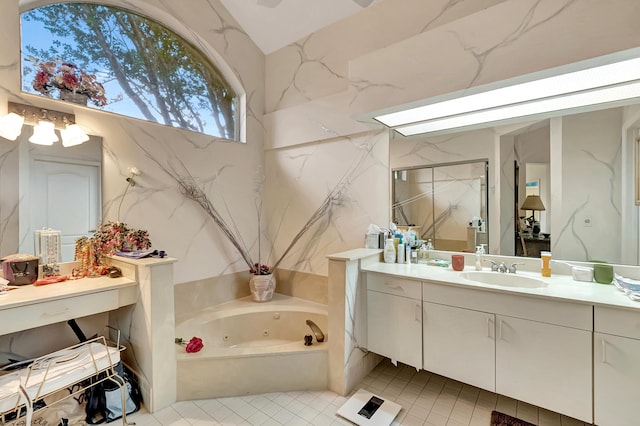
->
{"left": 0, "top": 101, "right": 89, "bottom": 147}
{"left": 29, "top": 120, "right": 59, "bottom": 145}
{"left": 0, "top": 112, "right": 25, "bottom": 141}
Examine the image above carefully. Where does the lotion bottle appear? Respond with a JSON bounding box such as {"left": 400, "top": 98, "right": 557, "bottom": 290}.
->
{"left": 384, "top": 239, "right": 396, "bottom": 263}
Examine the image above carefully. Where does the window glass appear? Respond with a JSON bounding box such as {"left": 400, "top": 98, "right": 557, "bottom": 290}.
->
{"left": 21, "top": 3, "right": 238, "bottom": 140}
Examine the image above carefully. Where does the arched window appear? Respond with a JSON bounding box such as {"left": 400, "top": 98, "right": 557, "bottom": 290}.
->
{"left": 21, "top": 3, "right": 239, "bottom": 140}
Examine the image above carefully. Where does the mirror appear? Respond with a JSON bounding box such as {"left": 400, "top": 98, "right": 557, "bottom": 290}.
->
{"left": 392, "top": 160, "right": 488, "bottom": 252}
{"left": 0, "top": 124, "right": 102, "bottom": 262}
{"left": 390, "top": 103, "right": 640, "bottom": 265}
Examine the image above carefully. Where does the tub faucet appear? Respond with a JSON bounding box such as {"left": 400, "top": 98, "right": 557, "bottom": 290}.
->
{"left": 306, "top": 320, "right": 325, "bottom": 342}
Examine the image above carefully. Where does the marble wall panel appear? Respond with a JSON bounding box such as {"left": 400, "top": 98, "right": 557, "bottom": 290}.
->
{"left": 264, "top": 130, "right": 389, "bottom": 277}
{"left": 348, "top": 0, "right": 640, "bottom": 119}
{"left": 265, "top": 0, "right": 508, "bottom": 113}
{"left": 556, "top": 108, "right": 622, "bottom": 263}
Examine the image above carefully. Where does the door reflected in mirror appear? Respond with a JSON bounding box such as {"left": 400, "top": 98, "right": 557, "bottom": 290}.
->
{"left": 0, "top": 124, "right": 102, "bottom": 262}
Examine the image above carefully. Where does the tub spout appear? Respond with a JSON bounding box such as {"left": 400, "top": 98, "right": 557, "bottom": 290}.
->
{"left": 306, "top": 320, "right": 325, "bottom": 342}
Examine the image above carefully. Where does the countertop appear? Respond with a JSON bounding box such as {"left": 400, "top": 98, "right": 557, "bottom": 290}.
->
{"left": 0, "top": 275, "right": 137, "bottom": 310}
{"left": 362, "top": 262, "right": 640, "bottom": 312}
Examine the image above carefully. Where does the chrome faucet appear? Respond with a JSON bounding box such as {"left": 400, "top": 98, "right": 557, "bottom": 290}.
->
{"left": 484, "top": 260, "right": 523, "bottom": 273}
{"left": 485, "top": 260, "right": 499, "bottom": 272}
{"left": 508, "top": 263, "right": 524, "bottom": 274}
{"left": 306, "top": 320, "right": 325, "bottom": 342}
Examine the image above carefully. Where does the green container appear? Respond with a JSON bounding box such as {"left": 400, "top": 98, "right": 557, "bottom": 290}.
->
{"left": 593, "top": 263, "right": 614, "bottom": 285}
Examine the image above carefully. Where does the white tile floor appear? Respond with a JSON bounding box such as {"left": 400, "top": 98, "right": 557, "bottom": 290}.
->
{"left": 128, "top": 360, "right": 592, "bottom": 425}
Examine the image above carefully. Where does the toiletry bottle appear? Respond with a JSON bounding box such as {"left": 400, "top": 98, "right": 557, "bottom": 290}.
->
{"left": 475, "top": 246, "right": 483, "bottom": 271}
{"left": 426, "top": 239, "right": 434, "bottom": 255}
{"left": 406, "top": 244, "right": 411, "bottom": 265}
{"left": 397, "top": 241, "right": 405, "bottom": 264}
{"left": 418, "top": 243, "right": 428, "bottom": 264}
{"left": 384, "top": 239, "right": 396, "bottom": 263}
{"left": 541, "top": 251, "right": 552, "bottom": 277}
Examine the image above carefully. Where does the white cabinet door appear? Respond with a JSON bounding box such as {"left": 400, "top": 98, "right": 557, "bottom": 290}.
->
{"left": 367, "top": 290, "right": 422, "bottom": 370}
{"left": 423, "top": 302, "right": 495, "bottom": 392}
{"left": 594, "top": 332, "right": 640, "bottom": 426}
{"left": 496, "top": 316, "right": 592, "bottom": 423}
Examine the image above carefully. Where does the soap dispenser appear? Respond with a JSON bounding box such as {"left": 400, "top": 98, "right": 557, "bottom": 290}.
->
{"left": 474, "top": 246, "right": 483, "bottom": 271}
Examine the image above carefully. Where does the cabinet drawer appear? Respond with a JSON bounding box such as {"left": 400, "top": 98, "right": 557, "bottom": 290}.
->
{"left": 0, "top": 291, "right": 120, "bottom": 335}
{"left": 423, "top": 281, "right": 592, "bottom": 330}
{"left": 367, "top": 273, "right": 421, "bottom": 299}
{"left": 595, "top": 306, "right": 640, "bottom": 339}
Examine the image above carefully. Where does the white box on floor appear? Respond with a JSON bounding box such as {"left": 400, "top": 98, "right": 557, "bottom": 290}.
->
{"left": 336, "top": 389, "right": 402, "bottom": 426}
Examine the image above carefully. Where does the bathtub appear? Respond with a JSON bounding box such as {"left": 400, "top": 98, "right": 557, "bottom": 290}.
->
{"left": 176, "top": 293, "right": 329, "bottom": 399}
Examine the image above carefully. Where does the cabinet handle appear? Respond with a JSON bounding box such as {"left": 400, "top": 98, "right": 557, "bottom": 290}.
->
{"left": 415, "top": 304, "right": 421, "bottom": 322}
{"left": 601, "top": 339, "right": 607, "bottom": 364}
{"left": 486, "top": 317, "right": 491, "bottom": 338}
{"left": 385, "top": 283, "right": 405, "bottom": 293}
{"left": 498, "top": 319, "right": 503, "bottom": 340}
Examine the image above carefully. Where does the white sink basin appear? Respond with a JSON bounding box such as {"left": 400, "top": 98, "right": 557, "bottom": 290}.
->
{"left": 461, "top": 271, "right": 548, "bottom": 288}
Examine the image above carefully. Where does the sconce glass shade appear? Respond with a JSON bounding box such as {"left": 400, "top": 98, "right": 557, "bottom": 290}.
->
{"left": 0, "top": 113, "right": 25, "bottom": 141}
{"left": 29, "top": 120, "right": 58, "bottom": 145}
{"left": 60, "top": 124, "right": 89, "bottom": 147}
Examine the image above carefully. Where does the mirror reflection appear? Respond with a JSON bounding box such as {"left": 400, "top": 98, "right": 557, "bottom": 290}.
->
{"left": 392, "top": 160, "right": 488, "bottom": 252}
{"left": 391, "top": 104, "right": 640, "bottom": 265}
{"left": 0, "top": 124, "right": 102, "bottom": 262}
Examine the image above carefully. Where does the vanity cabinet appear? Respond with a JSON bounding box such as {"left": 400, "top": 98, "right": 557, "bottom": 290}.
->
{"left": 422, "top": 302, "right": 495, "bottom": 391}
{"left": 593, "top": 306, "right": 640, "bottom": 426}
{"left": 495, "top": 315, "right": 591, "bottom": 422}
{"left": 366, "top": 273, "right": 422, "bottom": 370}
{"left": 422, "top": 280, "right": 592, "bottom": 423}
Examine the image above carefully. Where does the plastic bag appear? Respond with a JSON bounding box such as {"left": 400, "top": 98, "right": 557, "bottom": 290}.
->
{"left": 85, "top": 362, "right": 141, "bottom": 424}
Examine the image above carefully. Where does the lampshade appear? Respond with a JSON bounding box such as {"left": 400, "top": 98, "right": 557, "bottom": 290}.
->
{"left": 29, "top": 120, "right": 59, "bottom": 145}
{"left": 520, "top": 195, "right": 546, "bottom": 211}
{"left": 60, "top": 123, "right": 89, "bottom": 147}
{"left": 0, "top": 113, "right": 25, "bottom": 141}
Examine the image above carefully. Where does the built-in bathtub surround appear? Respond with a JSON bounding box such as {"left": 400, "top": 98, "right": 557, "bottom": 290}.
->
{"left": 174, "top": 269, "right": 328, "bottom": 323}
{"left": 176, "top": 294, "right": 328, "bottom": 399}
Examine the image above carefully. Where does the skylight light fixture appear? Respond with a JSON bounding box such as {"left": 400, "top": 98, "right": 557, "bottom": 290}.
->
{"left": 374, "top": 55, "right": 640, "bottom": 136}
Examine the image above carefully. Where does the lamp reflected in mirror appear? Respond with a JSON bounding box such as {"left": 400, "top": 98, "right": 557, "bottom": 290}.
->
{"left": 520, "top": 194, "right": 546, "bottom": 237}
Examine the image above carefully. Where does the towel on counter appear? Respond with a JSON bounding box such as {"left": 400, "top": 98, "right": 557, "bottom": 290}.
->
{"left": 34, "top": 275, "right": 70, "bottom": 286}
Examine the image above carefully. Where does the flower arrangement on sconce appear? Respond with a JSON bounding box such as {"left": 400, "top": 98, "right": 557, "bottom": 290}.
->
{"left": 30, "top": 57, "right": 107, "bottom": 106}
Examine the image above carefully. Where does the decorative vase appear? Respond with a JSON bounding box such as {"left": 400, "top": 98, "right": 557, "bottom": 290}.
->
{"left": 249, "top": 274, "right": 276, "bottom": 302}
{"left": 60, "top": 91, "right": 89, "bottom": 106}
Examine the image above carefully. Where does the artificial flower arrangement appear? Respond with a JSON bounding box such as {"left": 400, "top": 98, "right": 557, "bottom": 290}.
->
{"left": 73, "top": 221, "right": 151, "bottom": 277}
{"left": 31, "top": 58, "right": 107, "bottom": 107}
{"left": 175, "top": 337, "right": 203, "bottom": 353}
{"left": 91, "top": 221, "right": 151, "bottom": 256}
